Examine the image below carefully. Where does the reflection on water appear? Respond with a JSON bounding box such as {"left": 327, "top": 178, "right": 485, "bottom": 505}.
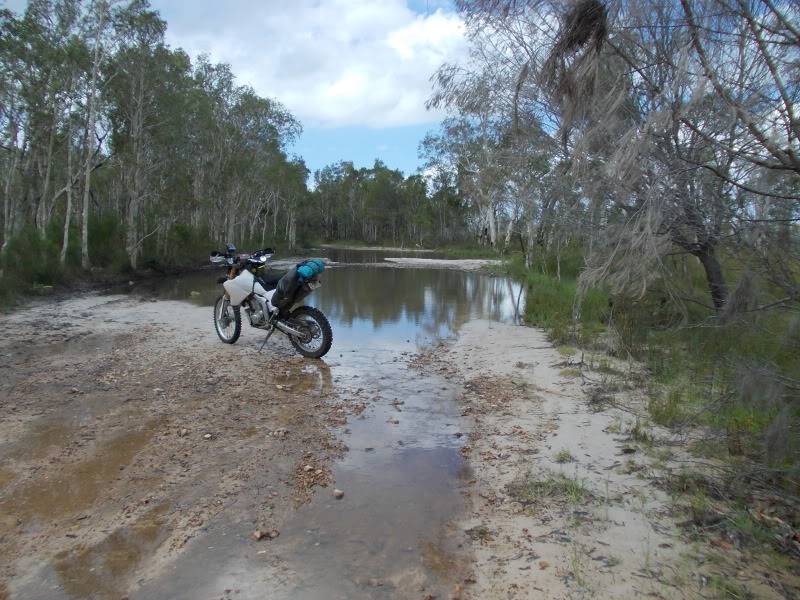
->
{"left": 138, "top": 258, "right": 524, "bottom": 346}
{"left": 317, "top": 266, "right": 523, "bottom": 343}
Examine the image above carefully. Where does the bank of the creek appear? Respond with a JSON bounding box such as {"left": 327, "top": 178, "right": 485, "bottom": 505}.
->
{"left": 0, "top": 249, "right": 522, "bottom": 600}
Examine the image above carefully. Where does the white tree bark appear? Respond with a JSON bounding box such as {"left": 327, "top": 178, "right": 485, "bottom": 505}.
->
{"left": 60, "top": 127, "right": 74, "bottom": 265}
{"left": 80, "top": 2, "right": 107, "bottom": 270}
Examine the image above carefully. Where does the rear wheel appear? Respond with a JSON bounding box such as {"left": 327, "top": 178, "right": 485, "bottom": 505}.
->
{"left": 287, "top": 306, "right": 332, "bottom": 359}
{"left": 214, "top": 295, "right": 241, "bottom": 344}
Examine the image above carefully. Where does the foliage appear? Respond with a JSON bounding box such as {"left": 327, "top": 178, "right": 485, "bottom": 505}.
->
{"left": 430, "top": 0, "right": 800, "bottom": 515}
{"left": 507, "top": 255, "right": 608, "bottom": 345}
{"left": 512, "top": 248, "right": 800, "bottom": 493}
{"left": 0, "top": 0, "right": 477, "bottom": 301}
{"left": 310, "top": 160, "right": 471, "bottom": 247}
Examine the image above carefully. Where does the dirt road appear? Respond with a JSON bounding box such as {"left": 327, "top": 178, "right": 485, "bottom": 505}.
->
{"left": 0, "top": 293, "right": 353, "bottom": 599}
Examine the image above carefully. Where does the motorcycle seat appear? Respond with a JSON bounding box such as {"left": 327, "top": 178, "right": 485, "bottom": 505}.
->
{"left": 256, "top": 272, "right": 283, "bottom": 292}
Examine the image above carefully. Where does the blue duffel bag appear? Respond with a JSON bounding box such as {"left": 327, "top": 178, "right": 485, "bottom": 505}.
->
{"left": 272, "top": 259, "right": 326, "bottom": 310}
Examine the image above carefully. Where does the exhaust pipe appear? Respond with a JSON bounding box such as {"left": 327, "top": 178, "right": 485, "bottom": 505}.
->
{"left": 275, "top": 320, "right": 306, "bottom": 338}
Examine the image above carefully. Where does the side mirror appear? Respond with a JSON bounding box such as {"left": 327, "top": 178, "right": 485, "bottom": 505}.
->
{"left": 226, "top": 243, "right": 237, "bottom": 254}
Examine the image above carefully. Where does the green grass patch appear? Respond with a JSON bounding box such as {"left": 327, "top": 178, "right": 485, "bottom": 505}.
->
{"left": 506, "top": 472, "right": 591, "bottom": 506}
{"left": 708, "top": 574, "right": 753, "bottom": 599}
{"left": 554, "top": 449, "right": 575, "bottom": 463}
{"left": 507, "top": 255, "right": 608, "bottom": 346}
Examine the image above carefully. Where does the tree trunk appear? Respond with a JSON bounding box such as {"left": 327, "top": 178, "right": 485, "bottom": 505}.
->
{"left": 525, "top": 219, "right": 535, "bottom": 268}
{"left": 2, "top": 149, "right": 20, "bottom": 253}
{"left": 81, "top": 5, "right": 106, "bottom": 270}
{"left": 126, "top": 195, "right": 140, "bottom": 270}
{"left": 125, "top": 75, "right": 146, "bottom": 272}
{"left": 60, "top": 129, "right": 74, "bottom": 265}
{"left": 696, "top": 245, "right": 728, "bottom": 311}
{"left": 486, "top": 203, "right": 497, "bottom": 247}
{"left": 36, "top": 97, "right": 60, "bottom": 233}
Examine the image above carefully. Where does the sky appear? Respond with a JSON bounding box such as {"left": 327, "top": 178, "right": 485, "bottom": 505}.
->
{"left": 4, "top": 0, "right": 468, "bottom": 178}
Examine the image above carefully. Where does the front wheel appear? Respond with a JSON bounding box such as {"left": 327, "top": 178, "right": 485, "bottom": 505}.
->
{"left": 214, "top": 294, "right": 241, "bottom": 344}
{"left": 287, "top": 306, "right": 332, "bottom": 359}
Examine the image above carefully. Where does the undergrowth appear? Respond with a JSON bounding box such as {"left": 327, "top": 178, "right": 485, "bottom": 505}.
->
{"left": 511, "top": 248, "right": 800, "bottom": 558}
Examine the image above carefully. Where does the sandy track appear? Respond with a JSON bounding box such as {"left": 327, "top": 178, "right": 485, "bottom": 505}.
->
{"left": 414, "top": 320, "right": 796, "bottom": 599}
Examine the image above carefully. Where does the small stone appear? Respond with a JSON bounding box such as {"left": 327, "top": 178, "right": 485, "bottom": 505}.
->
{"left": 251, "top": 530, "right": 265, "bottom": 541}
{"left": 203, "top": 433, "right": 212, "bottom": 440}
{"left": 333, "top": 489, "right": 344, "bottom": 499}
{"left": 303, "top": 465, "right": 314, "bottom": 472}
{"left": 315, "top": 469, "right": 323, "bottom": 476}
{"left": 179, "top": 428, "right": 189, "bottom": 437}
{"left": 268, "top": 529, "right": 280, "bottom": 539}
{"left": 538, "top": 560, "right": 549, "bottom": 570}
{"left": 70, "top": 387, "right": 79, "bottom": 394}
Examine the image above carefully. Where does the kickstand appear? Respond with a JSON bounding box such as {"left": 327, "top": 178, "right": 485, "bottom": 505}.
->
{"left": 258, "top": 316, "right": 277, "bottom": 352}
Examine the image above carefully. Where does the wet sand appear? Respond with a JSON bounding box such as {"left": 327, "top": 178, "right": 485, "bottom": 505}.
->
{"left": 318, "top": 245, "right": 435, "bottom": 253}
{"left": 0, "top": 295, "right": 352, "bottom": 599}
{"left": 383, "top": 258, "right": 502, "bottom": 271}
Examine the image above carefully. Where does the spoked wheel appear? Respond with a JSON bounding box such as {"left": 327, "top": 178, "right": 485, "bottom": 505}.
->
{"left": 287, "top": 306, "right": 332, "bottom": 359}
{"left": 214, "top": 295, "right": 241, "bottom": 344}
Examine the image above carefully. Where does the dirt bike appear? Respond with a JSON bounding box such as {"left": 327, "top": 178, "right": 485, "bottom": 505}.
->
{"left": 209, "top": 244, "right": 333, "bottom": 358}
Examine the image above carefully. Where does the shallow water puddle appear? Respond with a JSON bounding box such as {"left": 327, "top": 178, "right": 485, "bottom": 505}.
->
{"left": 0, "top": 419, "right": 159, "bottom": 530}
{"left": 268, "top": 353, "right": 471, "bottom": 599}
{"left": 53, "top": 503, "right": 169, "bottom": 600}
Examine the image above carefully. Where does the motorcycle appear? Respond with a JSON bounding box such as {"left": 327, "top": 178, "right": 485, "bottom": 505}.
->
{"left": 209, "top": 244, "right": 333, "bottom": 359}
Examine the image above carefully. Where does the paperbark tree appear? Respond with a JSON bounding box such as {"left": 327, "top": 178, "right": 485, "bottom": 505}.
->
{"left": 79, "top": 0, "right": 110, "bottom": 269}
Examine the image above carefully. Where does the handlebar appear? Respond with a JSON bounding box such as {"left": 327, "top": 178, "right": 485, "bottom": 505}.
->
{"left": 209, "top": 246, "right": 276, "bottom": 267}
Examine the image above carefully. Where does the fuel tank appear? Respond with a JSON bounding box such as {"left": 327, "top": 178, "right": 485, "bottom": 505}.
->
{"left": 223, "top": 270, "right": 254, "bottom": 306}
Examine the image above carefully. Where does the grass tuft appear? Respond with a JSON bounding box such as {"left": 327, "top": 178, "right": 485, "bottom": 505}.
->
{"left": 506, "top": 472, "right": 591, "bottom": 506}
{"left": 555, "top": 449, "right": 575, "bottom": 463}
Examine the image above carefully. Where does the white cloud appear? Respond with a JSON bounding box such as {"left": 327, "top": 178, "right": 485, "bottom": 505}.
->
{"left": 159, "top": 0, "right": 467, "bottom": 129}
